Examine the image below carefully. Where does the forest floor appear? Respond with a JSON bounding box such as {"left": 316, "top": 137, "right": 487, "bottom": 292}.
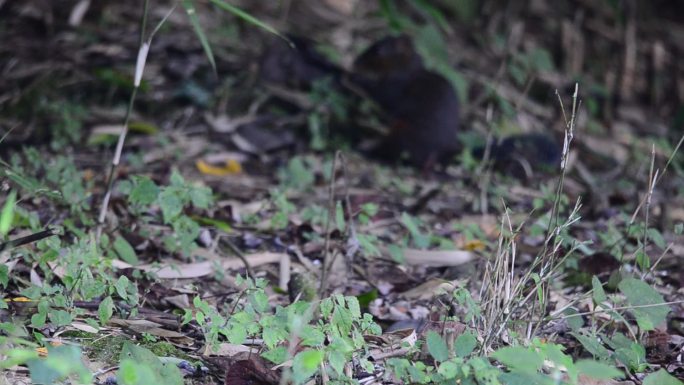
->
{"left": 1, "top": 1, "right": 683, "bottom": 384}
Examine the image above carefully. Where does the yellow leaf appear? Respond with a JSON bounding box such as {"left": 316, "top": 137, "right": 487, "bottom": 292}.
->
{"left": 464, "top": 239, "right": 486, "bottom": 251}
{"left": 196, "top": 159, "right": 242, "bottom": 176}
{"left": 5, "top": 297, "right": 33, "bottom": 303}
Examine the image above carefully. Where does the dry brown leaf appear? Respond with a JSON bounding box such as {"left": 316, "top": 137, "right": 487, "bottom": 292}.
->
{"left": 202, "top": 343, "right": 253, "bottom": 357}
{"left": 137, "top": 252, "right": 286, "bottom": 279}
{"left": 402, "top": 249, "right": 474, "bottom": 267}
{"left": 399, "top": 279, "right": 457, "bottom": 300}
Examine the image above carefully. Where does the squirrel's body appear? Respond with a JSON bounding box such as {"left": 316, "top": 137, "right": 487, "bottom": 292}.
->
{"left": 350, "top": 35, "right": 460, "bottom": 166}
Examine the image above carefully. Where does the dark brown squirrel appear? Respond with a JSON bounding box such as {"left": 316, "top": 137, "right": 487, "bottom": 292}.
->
{"left": 258, "top": 35, "right": 560, "bottom": 174}
{"left": 259, "top": 34, "right": 460, "bottom": 167}
{"left": 348, "top": 35, "right": 460, "bottom": 167}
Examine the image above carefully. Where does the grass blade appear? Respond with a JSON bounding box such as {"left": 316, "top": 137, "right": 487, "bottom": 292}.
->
{"left": 182, "top": 0, "right": 217, "bottom": 74}
{"left": 0, "top": 190, "right": 16, "bottom": 236}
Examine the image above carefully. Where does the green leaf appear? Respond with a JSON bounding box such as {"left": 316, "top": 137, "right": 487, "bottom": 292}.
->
{"left": 592, "top": 276, "right": 607, "bottom": 304}
{"left": 328, "top": 349, "right": 346, "bottom": 375}
{"left": 119, "top": 342, "right": 183, "bottom": 385}
{"left": 618, "top": 277, "right": 670, "bottom": 331}
{"left": 249, "top": 290, "right": 270, "bottom": 313}
{"left": 48, "top": 309, "right": 73, "bottom": 327}
{"left": 113, "top": 236, "right": 138, "bottom": 265}
{"left": 647, "top": 228, "right": 666, "bottom": 249}
{"left": 345, "top": 296, "right": 361, "bottom": 319}
{"left": 454, "top": 332, "right": 477, "bottom": 357}
{"left": 426, "top": 331, "right": 449, "bottom": 362}
{"left": 491, "top": 346, "right": 543, "bottom": 374}
{"left": 158, "top": 188, "right": 183, "bottom": 223}
{"left": 129, "top": 176, "right": 159, "bottom": 206}
{"left": 575, "top": 359, "right": 622, "bottom": 380}
{"left": 27, "top": 345, "right": 91, "bottom": 384}
{"left": 292, "top": 349, "right": 323, "bottom": 384}
{"left": 439, "top": 360, "right": 460, "bottom": 379}
{"left": 114, "top": 275, "right": 131, "bottom": 301}
{"left": 31, "top": 310, "right": 47, "bottom": 328}
{"left": 335, "top": 201, "right": 345, "bottom": 232}
{"left": 570, "top": 332, "right": 612, "bottom": 361}
{"left": 0, "top": 264, "right": 8, "bottom": 288}
{"left": 193, "top": 216, "right": 232, "bottom": 233}
{"left": 262, "top": 346, "right": 288, "bottom": 364}
{"left": 401, "top": 212, "right": 430, "bottom": 249}
{"left": 98, "top": 296, "right": 114, "bottom": 325}
{"left": 0, "top": 190, "right": 16, "bottom": 236}
{"left": 189, "top": 185, "right": 213, "bottom": 209}
{"left": 388, "top": 244, "right": 405, "bottom": 264}
{"left": 169, "top": 215, "right": 200, "bottom": 255}
{"left": 563, "top": 307, "right": 584, "bottom": 332}
{"left": 643, "top": 369, "right": 684, "bottom": 385}
{"left": 226, "top": 323, "right": 247, "bottom": 344}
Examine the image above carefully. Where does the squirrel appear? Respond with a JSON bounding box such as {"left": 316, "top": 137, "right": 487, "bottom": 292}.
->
{"left": 258, "top": 34, "right": 559, "bottom": 175}
{"left": 347, "top": 35, "right": 460, "bottom": 167}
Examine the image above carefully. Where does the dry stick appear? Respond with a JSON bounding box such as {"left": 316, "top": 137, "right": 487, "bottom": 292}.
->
{"left": 337, "top": 153, "right": 360, "bottom": 262}
{"left": 318, "top": 152, "right": 339, "bottom": 297}
{"left": 96, "top": 2, "right": 177, "bottom": 240}
{"left": 639, "top": 146, "right": 658, "bottom": 279}
{"left": 0, "top": 227, "right": 58, "bottom": 252}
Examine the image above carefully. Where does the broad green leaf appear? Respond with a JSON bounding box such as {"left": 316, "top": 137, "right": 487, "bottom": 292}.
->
{"left": 158, "top": 188, "right": 183, "bottom": 223}
{"left": 226, "top": 323, "right": 246, "bottom": 344}
{"left": 98, "top": 296, "right": 114, "bottom": 325}
{"left": 113, "top": 236, "right": 138, "bottom": 265}
{"left": 592, "top": 276, "right": 607, "bottom": 304}
{"left": 643, "top": 369, "right": 684, "bottom": 385}
{"left": 249, "top": 290, "right": 270, "bottom": 313}
{"left": 48, "top": 309, "right": 73, "bottom": 327}
{"left": 129, "top": 177, "right": 159, "bottom": 206}
{"left": 119, "top": 342, "right": 183, "bottom": 385}
{"left": 426, "top": 331, "right": 449, "bottom": 362}
{"left": 570, "top": 332, "right": 612, "bottom": 361}
{"left": 262, "top": 346, "right": 288, "bottom": 364}
{"left": 114, "top": 276, "right": 131, "bottom": 300}
{"left": 575, "top": 360, "right": 622, "bottom": 380}
{"left": 438, "top": 360, "right": 459, "bottom": 379}
{"left": 454, "top": 332, "right": 477, "bottom": 357}
{"left": 189, "top": 185, "right": 213, "bottom": 209}
{"left": 118, "top": 359, "right": 157, "bottom": 385}
{"left": 618, "top": 278, "right": 670, "bottom": 331}
{"left": 563, "top": 307, "right": 584, "bottom": 331}
{"left": 292, "top": 349, "right": 323, "bottom": 384}
{"left": 27, "top": 345, "right": 91, "bottom": 384}
{"left": 345, "top": 296, "right": 361, "bottom": 319}
{"left": 491, "top": 346, "right": 543, "bottom": 374}
{"left": 328, "top": 349, "right": 346, "bottom": 375}
{"left": 0, "top": 190, "right": 16, "bottom": 236}
{"left": 1, "top": 348, "right": 40, "bottom": 369}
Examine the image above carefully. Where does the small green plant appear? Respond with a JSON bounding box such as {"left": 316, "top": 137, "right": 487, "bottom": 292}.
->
{"left": 184, "top": 275, "right": 381, "bottom": 384}
{"left": 6, "top": 150, "right": 93, "bottom": 220}
{"left": 119, "top": 169, "right": 213, "bottom": 256}
{"left": 277, "top": 156, "right": 316, "bottom": 191}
